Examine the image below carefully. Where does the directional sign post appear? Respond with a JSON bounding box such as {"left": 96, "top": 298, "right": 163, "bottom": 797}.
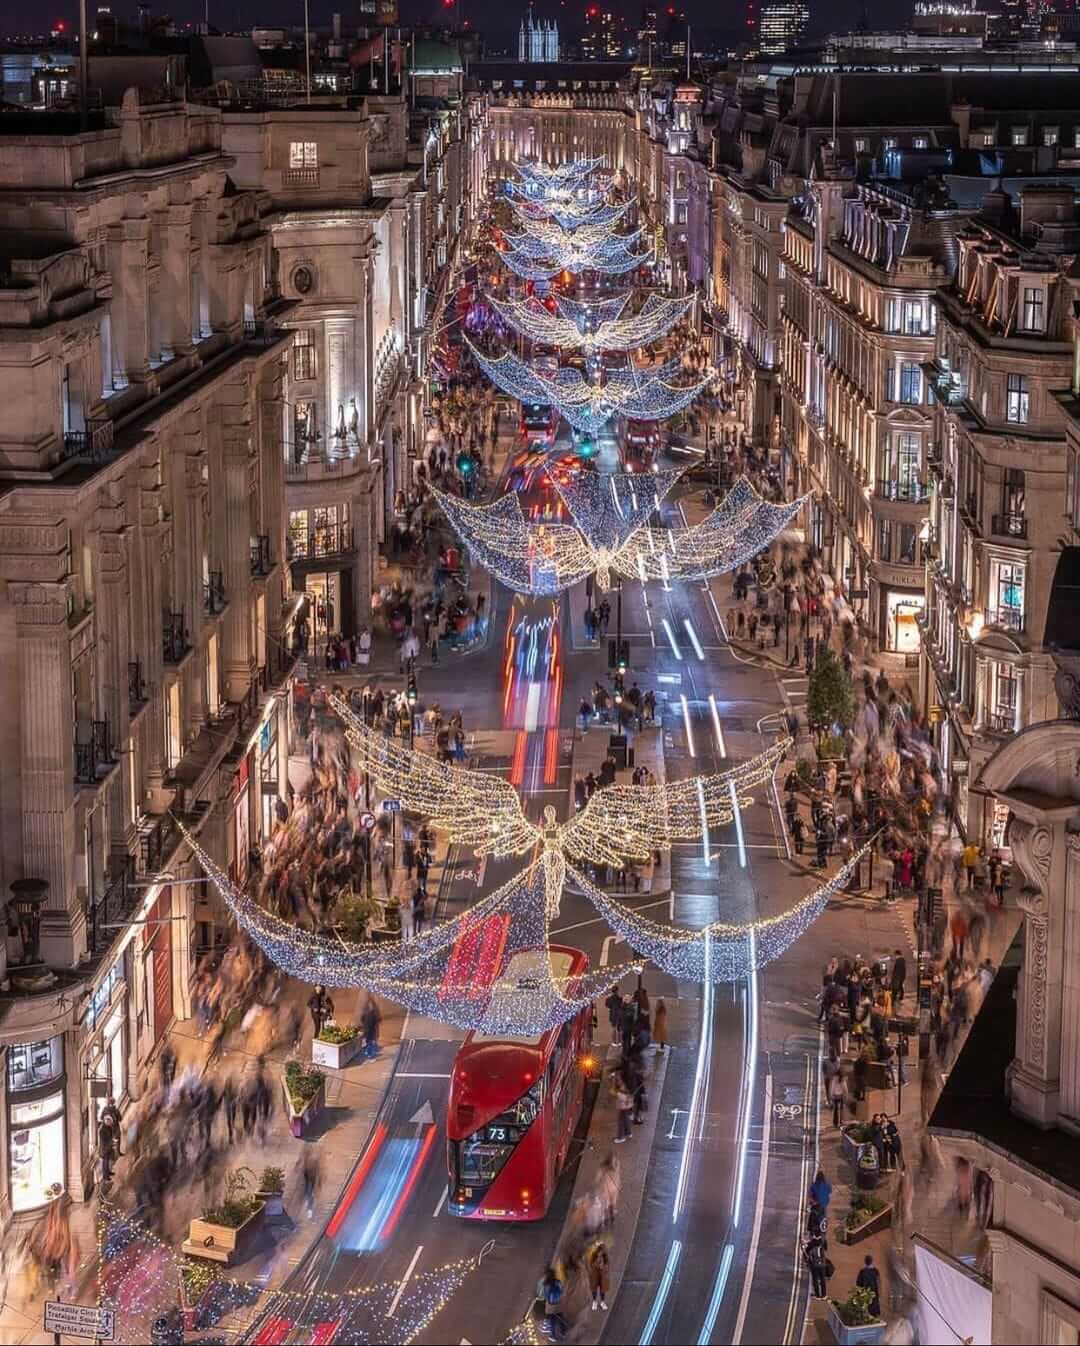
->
{"left": 45, "top": 1303, "right": 115, "bottom": 1344}
{"left": 383, "top": 799, "right": 402, "bottom": 812}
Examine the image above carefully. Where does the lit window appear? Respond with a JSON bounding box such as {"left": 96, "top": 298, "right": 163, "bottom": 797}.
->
{"left": 1044, "top": 127, "right": 1059, "bottom": 147}
{"left": 991, "top": 557, "right": 1025, "bottom": 627}
{"left": 883, "top": 136, "right": 897, "bottom": 150}
{"left": 992, "top": 662, "right": 1018, "bottom": 727}
{"left": 289, "top": 141, "right": 318, "bottom": 169}
{"left": 1006, "top": 372, "right": 1029, "bottom": 424}
{"left": 913, "top": 135, "right": 928, "bottom": 150}
{"left": 854, "top": 137, "right": 868, "bottom": 153}
{"left": 899, "top": 362, "right": 922, "bottom": 405}
{"left": 902, "top": 299, "right": 923, "bottom": 335}
{"left": 293, "top": 328, "right": 317, "bottom": 381}
{"left": 1012, "top": 127, "right": 1028, "bottom": 147}
{"left": 1021, "top": 286, "right": 1044, "bottom": 333}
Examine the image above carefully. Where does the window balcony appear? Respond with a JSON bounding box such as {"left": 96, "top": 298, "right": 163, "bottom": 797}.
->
{"left": 87, "top": 856, "right": 136, "bottom": 957}
{"left": 75, "top": 718, "right": 112, "bottom": 785}
{"left": 163, "top": 611, "right": 190, "bottom": 664}
{"left": 60, "top": 416, "right": 115, "bottom": 464}
{"left": 138, "top": 812, "right": 180, "bottom": 874}
{"left": 287, "top": 525, "right": 356, "bottom": 563}
{"left": 985, "top": 710, "right": 1016, "bottom": 734}
{"left": 876, "top": 479, "right": 929, "bottom": 504}
{"left": 990, "top": 513, "right": 1028, "bottom": 540}
{"left": 987, "top": 606, "right": 1024, "bottom": 632}
{"left": 283, "top": 166, "right": 319, "bottom": 188}
{"left": 204, "top": 570, "right": 226, "bottom": 615}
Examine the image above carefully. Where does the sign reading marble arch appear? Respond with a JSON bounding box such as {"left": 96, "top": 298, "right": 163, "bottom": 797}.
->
{"left": 44, "top": 1302, "right": 115, "bottom": 1342}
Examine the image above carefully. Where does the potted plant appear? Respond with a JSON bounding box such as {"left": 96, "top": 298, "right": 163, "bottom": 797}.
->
{"left": 838, "top": 1192, "right": 893, "bottom": 1245}
{"left": 826, "top": 1285, "right": 886, "bottom": 1345}
{"left": 839, "top": 1121, "right": 874, "bottom": 1166}
{"left": 283, "top": 1059, "right": 325, "bottom": 1137}
{"left": 807, "top": 647, "right": 855, "bottom": 744}
{"left": 312, "top": 1020, "right": 363, "bottom": 1070}
{"left": 183, "top": 1168, "right": 265, "bottom": 1265}
{"left": 854, "top": 1143, "right": 881, "bottom": 1192}
{"left": 335, "top": 890, "right": 378, "bottom": 943}
{"left": 256, "top": 1166, "right": 286, "bottom": 1218}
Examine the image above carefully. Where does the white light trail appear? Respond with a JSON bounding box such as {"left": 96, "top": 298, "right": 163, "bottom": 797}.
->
{"left": 673, "top": 930, "right": 711, "bottom": 1222}
{"left": 732, "top": 928, "right": 758, "bottom": 1227}
{"left": 680, "top": 693, "right": 695, "bottom": 758}
{"left": 659, "top": 551, "right": 671, "bottom": 590}
{"left": 662, "top": 617, "right": 682, "bottom": 659}
{"left": 640, "top": 1240, "right": 683, "bottom": 1345}
{"left": 683, "top": 617, "right": 705, "bottom": 661}
{"left": 709, "top": 694, "right": 727, "bottom": 757}
{"left": 697, "top": 1243, "right": 734, "bottom": 1345}
{"left": 729, "top": 777, "right": 747, "bottom": 868}
{"left": 696, "top": 777, "right": 710, "bottom": 863}
{"left": 637, "top": 550, "right": 647, "bottom": 584}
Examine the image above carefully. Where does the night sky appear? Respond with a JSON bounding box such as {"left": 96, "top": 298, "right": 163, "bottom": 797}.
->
{"left": 0, "top": 0, "right": 906, "bottom": 48}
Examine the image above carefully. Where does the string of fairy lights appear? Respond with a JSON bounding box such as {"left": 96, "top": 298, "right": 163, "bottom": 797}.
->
{"left": 487, "top": 291, "right": 694, "bottom": 355}
{"left": 96, "top": 1202, "right": 483, "bottom": 1345}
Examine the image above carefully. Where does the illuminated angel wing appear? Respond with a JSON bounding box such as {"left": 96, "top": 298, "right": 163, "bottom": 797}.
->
{"left": 613, "top": 478, "right": 808, "bottom": 583}
{"left": 330, "top": 694, "right": 539, "bottom": 858}
{"left": 557, "top": 739, "right": 790, "bottom": 866}
{"left": 429, "top": 486, "right": 595, "bottom": 595}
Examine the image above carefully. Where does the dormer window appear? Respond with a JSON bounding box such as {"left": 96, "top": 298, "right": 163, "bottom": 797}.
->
{"left": 1021, "top": 285, "right": 1045, "bottom": 334}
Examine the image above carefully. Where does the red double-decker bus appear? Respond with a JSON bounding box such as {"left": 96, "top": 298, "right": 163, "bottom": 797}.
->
{"left": 446, "top": 945, "right": 593, "bottom": 1221}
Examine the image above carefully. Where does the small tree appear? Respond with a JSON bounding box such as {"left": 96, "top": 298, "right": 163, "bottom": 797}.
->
{"left": 806, "top": 646, "right": 855, "bottom": 737}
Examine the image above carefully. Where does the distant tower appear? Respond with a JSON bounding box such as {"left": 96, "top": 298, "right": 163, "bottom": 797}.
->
{"left": 520, "top": 7, "right": 558, "bottom": 61}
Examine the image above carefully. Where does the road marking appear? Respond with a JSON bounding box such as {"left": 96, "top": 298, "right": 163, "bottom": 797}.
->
{"left": 661, "top": 617, "right": 682, "bottom": 659}
{"left": 708, "top": 694, "right": 726, "bottom": 757}
{"left": 432, "top": 1186, "right": 448, "bottom": 1218}
{"left": 667, "top": 1107, "right": 687, "bottom": 1139}
{"left": 600, "top": 933, "right": 626, "bottom": 966}
{"left": 387, "top": 1245, "right": 424, "bottom": 1318}
{"left": 683, "top": 617, "right": 705, "bottom": 661}
{"left": 397, "top": 1073, "right": 451, "bottom": 1079}
{"left": 409, "top": 1101, "right": 435, "bottom": 1126}
{"left": 680, "top": 694, "right": 695, "bottom": 757}
{"left": 551, "top": 897, "right": 670, "bottom": 936}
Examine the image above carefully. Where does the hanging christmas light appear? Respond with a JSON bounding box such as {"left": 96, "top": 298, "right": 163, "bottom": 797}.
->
{"left": 570, "top": 848, "right": 869, "bottom": 982}
{"left": 515, "top": 156, "right": 606, "bottom": 188}
{"left": 497, "top": 237, "right": 652, "bottom": 281}
{"left": 179, "top": 821, "right": 639, "bottom": 1034}
{"left": 554, "top": 292, "right": 632, "bottom": 329}
{"left": 508, "top": 196, "right": 633, "bottom": 232}
{"left": 486, "top": 291, "right": 695, "bottom": 355}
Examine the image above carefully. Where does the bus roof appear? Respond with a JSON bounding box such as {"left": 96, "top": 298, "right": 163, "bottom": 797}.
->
{"left": 467, "top": 946, "right": 582, "bottom": 1047}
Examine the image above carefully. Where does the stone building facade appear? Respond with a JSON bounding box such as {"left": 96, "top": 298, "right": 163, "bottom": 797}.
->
{"left": 0, "top": 93, "right": 293, "bottom": 1220}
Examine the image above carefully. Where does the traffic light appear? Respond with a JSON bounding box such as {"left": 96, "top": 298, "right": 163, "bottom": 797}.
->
{"left": 614, "top": 672, "right": 625, "bottom": 705}
{"left": 407, "top": 672, "right": 417, "bottom": 706}
{"left": 608, "top": 639, "right": 630, "bottom": 672}
{"left": 456, "top": 452, "right": 474, "bottom": 476}
{"left": 618, "top": 640, "right": 629, "bottom": 673}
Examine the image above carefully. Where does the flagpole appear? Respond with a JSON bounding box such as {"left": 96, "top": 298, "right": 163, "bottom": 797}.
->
{"left": 304, "top": 0, "right": 311, "bottom": 102}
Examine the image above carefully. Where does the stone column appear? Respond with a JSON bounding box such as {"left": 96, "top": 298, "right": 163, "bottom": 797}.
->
{"left": 221, "top": 403, "right": 256, "bottom": 703}
{"left": 11, "top": 580, "right": 82, "bottom": 967}
{"left": 95, "top": 508, "right": 135, "bottom": 859}
{"left": 162, "top": 202, "right": 195, "bottom": 361}
{"left": 106, "top": 218, "right": 152, "bottom": 389}
{"left": 1007, "top": 815, "right": 1065, "bottom": 1128}
{"left": 357, "top": 254, "right": 374, "bottom": 447}
{"left": 258, "top": 361, "right": 287, "bottom": 669}
{"left": 139, "top": 457, "right": 167, "bottom": 806}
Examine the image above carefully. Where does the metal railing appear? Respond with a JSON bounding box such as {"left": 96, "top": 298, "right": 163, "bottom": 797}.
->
{"left": 75, "top": 718, "right": 111, "bottom": 785}
{"left": 987, "top": 606, "right": 1024, "bottom": 631}
{"left": 204, "top": 570, "right": 226, "bottom": 615}
{"left": 991, "top": 513, "right": 1028, "bottom": 540}
{"left": 875, "top": 479, "right": 928, "bottom": 503}
{"left": 251, "top": 535, "right": 273, "bottom": 577}
{"left": 139, "top": 813, "right": 179, "bottom": 874}
{"left": 986, "top": 710, "right": 1016, "bottom": 733}
{"left": 60, "top": 416, "right": 115, "bottom": 464}
{"left": 283, "top": 166, "right": 319, "bottom": 187}
{"left": 88, "top": 855, "right": 137, "bottom": 956}
{"left": 286, "top": 525, "right": 355, "bottom": 562}
{"left": 128, "top": 659, "right": 146, "bottom": 707}
{"left": 163, "top": 611, "right": 190, "bottom": 663}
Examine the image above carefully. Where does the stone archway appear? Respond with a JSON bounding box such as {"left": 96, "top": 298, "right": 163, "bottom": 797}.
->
{"left": 976, "top": 721, "right": 1080, "bottom": 1129}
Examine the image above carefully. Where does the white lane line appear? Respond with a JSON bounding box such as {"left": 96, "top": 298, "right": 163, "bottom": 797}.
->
{"left": 732, "top": 1073, "right": 773, "bottom": 1344}
{"left": 551, "top": 898, "right": 670, "bottom": 936}
{"left": 387, "top": 1244, "right": 424, "bottom": 1318}
{"left": 397, "top": 1072, "right": 452, "bottom": 1079}
{"left": 432, "top": 1186, "right": 448, "bottom": 1219}
{"left": 680, "top": 694, "right": 695, "bottom": 757}
{"left": 601, "top": 934, "right": 627, "bottom": 966}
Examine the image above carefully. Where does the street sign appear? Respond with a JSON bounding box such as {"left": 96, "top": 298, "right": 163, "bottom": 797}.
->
{"left": 383, "top": 799, "right": 402, "bottom": 813}
{"left": 849, "top": 588, "right": 869, "bottom": 599}
{"left": 45, "top": 1303, "right": 115, "bottom": 1342}
{"left": 359, "top": 811, "right": 377, "bottom": 832}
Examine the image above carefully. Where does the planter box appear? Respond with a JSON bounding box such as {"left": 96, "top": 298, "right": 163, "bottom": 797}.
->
{"left": 284, "top": 1077, "right": 325, "bottom": 1138}
{"left": 256, "top": 1191, "right": 284, "bottom": 1218}
{"left": 840, "top": 1126, "right": 872, "bottom": 1167}
{"left": 312, "top": 1035, "right": 363, "bottom": 1070}
{"left": 865, "top": 1060, "right": 891, "bottom": 1092}
{"left": 825, "top": 1301, "right": 885, "bottom": 1345}
{"left": 182, "top": 1201, "right": 265, "bottom": 1265}
{"left": 838, "top": 1203, "right": 893, "bottom": 1245}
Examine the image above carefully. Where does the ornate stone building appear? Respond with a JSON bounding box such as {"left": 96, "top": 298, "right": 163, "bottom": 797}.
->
{"left": 0, "top": 93, "right": 293, "bottom": 1219}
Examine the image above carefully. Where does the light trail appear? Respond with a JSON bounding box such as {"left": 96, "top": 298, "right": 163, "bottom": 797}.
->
{"left": 683, "top": 617, "right": 705, "bottom": 661}
{"left": 673, "top": 930, "right": 711, "bottom": 1221}
{"left": 680, "top": 694, "right": 695, "bottom": 758}
{"left": 732, "top": 929, "right": 758, "bottom": 1228}
{"left": 708, "top": 694, "right": 726, "bottom": 757}
{"left": 661, "top": 617, "right": 682, "bottom": 659}
{"left": 696, "top": 777, "right": 710, "bottom": 863}
{"left": 639, "top": 1240, "right": 683, "bottom": 1346}
{"left": 729, "top": 777, "right": 747, "bottom": 868}
{"left": 697, "top": 1243, "right": 734, "bottom": 1345}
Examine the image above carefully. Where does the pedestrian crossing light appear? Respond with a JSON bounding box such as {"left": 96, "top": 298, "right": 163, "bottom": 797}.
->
{"left": 456, "top": 452, "right": 473, "bottom": 475}
{"left": 407, "top": 674, "right": 418, "bottom": 706}
{"left": 617, "top": 640, "right": 629, "bottom": 673}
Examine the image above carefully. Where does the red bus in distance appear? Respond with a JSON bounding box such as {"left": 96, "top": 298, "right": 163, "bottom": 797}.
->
{"left": 446, "top": 944, "right": 594, "bottom": 1221}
